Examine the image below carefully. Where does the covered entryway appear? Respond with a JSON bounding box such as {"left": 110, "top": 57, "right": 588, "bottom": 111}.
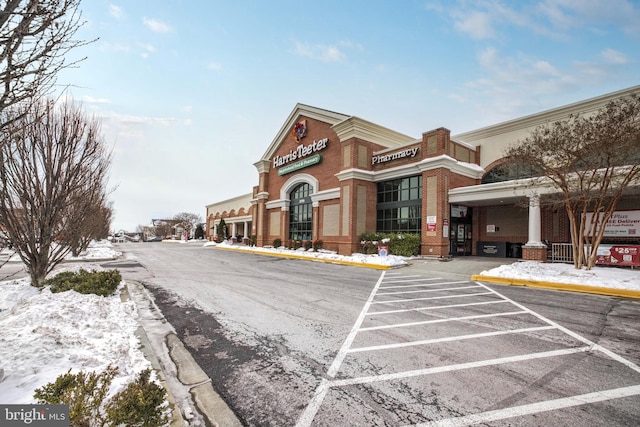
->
{"left": 449, "top": 204, "right": 473, "bottom": 256}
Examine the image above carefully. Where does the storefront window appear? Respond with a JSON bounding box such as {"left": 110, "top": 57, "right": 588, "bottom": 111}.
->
{"left": 289, "top": 183, "right": 313, "bottom": 241}
{"left": 376, "top": 176, "right": 422, "bottom": 234}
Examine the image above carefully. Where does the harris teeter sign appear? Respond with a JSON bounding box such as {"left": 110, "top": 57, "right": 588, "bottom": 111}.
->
{"left": 278, "top": 154, "right": 322, "bottom": 176}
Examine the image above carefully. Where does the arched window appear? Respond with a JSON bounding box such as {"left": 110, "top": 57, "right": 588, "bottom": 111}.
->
{"left": 482, "top": 162, "right": 541, "bottom": 184}
{"left": 289, "top": 183, "right": 313, "bottom": 241}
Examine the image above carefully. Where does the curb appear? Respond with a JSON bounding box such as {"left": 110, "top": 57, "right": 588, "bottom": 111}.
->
{"left": 471, "top": 275, "right": 640, "bottom": 300}
{"left": 124, "top": 281, "right": 243, "bottom": 427}
{"left": 211, "top": 245, "right": 395, "bottom": 270}
{"left": 119, "top": 285, "right": 184, "bottom": 426}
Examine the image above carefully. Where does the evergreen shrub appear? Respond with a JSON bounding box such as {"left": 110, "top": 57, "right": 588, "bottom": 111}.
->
{"left": 45, "top": 269, "right": 122, "bottom": 297}
{"left": 34, "top": 366, "right": 168, "bottom": 427}
{"left": 359, "top": 232, "right": 421, "bottom": 257}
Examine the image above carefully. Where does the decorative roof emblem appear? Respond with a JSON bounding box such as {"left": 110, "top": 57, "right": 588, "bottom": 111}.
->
{"left": 293, "top": 120, "right": 307, "bottom": 142}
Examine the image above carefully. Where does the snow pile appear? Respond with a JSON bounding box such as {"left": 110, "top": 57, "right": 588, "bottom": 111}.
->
{"left": 0, "top": 283, "right": 149, "bottom": 404}
{"left": 478, "top": 260, "right": 640, "bottom": 290}
{"left": 1, "top": 239, "right": 121, "bottom": 262}
{"left": 0, "top": 240, "right": 148, "bottom": 404}
{"left": 205, "top": 240, "right": 409, "bottom": 267}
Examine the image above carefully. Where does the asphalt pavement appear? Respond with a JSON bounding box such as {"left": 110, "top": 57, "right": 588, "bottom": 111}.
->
{"left": 123, "top": 252, "right": 639, "bottom": 426}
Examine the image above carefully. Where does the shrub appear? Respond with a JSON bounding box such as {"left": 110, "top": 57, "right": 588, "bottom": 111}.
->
{"left": 312, "top": 240, "right": 323, "bottom": 251}
{"left": 303, "top": 240, "right": 312, "bottom": 250}
{"left": 359, "top": 232, "right": 421, "bottom": 257}
{"left": 33, "top": 366, "right": 117, "bottom": 426}
{"left": 34, "top": 366, "right": 168, "bottom": 427}
{"left": 250, "top": 234, "right": 257, "bottom": 246}
{"left": 106, "top": 369, "right": 169, "bottom": 427}
{"left": 273, "top": 238, "right": 282, "bottom": 248}
{"left": 45, "top": 269, "right": 122, "bottom": 297}
{"left": 388, "top": 233, "right": 421, "bottom": 257}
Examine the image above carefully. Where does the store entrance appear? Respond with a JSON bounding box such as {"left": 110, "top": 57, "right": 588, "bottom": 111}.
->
{"left": 449, "top": 205, "right": 472, "bottom": 256}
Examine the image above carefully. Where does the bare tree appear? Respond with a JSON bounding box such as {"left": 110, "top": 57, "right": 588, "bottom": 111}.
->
{"left": 153, "top": 220, "right": 174, "bottom": 239}
{"left": 173, "top": 212, "right": 201, "bottom": 239}
{"left": 505, "top": 93, "right": 640, "bottom": 269}
{"left": 65, "top": 195, "right": 113, "bottom": 256}
{"left": 1, "top": 0, "right": 89, "bottom": 129}
{"left": 0, "top": 98, "right": 111, "bottom": 286}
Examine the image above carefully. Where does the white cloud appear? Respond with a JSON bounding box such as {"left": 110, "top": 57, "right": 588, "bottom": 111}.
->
{"left": 108, "top": 4, "right": 123, "bottom": 19}
{"left": 293, "top": 41, "right": 347, "bottom": 62}
{"left": 138, "top": 43, "right": 156, "bottom": 59}
{"left": 541, "top": 0, "right": 640, "bottom": 34}
{"left": 320, "top": 46, "right": 346, "bottom": 62}
{"left": 206, "top": 62, "right": 222, "bottom": 71}
{"left": 454, "top": 11, "right": 495, "bottom": 39}
{"left": 82, "top": 96, "right": 111, "bottom": 105}
{"left": 601, "top": 48, "right": 628, "bottom": 64}
{"left": 143, "top": 17, "right": 173, "bottom": 33}
{"left": 101, "top": 41, "right": 132, "bottom": 53}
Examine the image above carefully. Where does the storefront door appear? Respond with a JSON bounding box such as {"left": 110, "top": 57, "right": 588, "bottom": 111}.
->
{"left": 450, "top": 205, "right": 472, "bottom": 256}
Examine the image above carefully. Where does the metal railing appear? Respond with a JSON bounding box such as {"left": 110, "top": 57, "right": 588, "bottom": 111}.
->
{"left": 550, "top": 243, "right": 574, "bottom": 263}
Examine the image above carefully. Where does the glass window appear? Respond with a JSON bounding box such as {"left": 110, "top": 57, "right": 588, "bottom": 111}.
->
{"left": 376, "top": 175, "right": 422, "bottom": 235}
{"left": 289, "top": 183, "right": 313, "bottom": 241}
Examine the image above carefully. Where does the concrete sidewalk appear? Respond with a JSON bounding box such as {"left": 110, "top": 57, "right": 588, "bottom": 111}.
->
{"left": 404, "top": 256, "right": 640, "bottom": 299}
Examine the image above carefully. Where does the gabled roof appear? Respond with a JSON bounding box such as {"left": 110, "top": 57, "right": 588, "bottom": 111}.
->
{"left": 255, "top": 103, "right": 417, "bottom": 170}
{"left": 257, "top": 104, "right": 350, "bottom": 162}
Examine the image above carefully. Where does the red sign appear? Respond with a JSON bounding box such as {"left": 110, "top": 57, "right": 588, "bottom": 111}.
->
{"left": 596, "top": 245, "right": 640, "bottom": 267}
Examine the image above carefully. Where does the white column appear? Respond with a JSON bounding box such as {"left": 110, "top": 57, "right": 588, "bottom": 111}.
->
{"left": 232, "top": 222, "right": 237, "bottom": 239}
{"left": 212, "top": 221, "right": 217, "bottom": 239}
{"left": 525, "top": 195, "right": 544, "bottom": 247}
{"left": 243, "top": 221, "right": 249, "bottom": 239}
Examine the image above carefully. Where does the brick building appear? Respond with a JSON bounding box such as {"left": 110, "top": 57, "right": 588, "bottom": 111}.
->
{"left": 206, "top": 86, "right": 640, "bottom": 260}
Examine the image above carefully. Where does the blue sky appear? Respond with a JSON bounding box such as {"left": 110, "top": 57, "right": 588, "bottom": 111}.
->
{"left": 56, "top": 0, "right": 640, "bottom": 233}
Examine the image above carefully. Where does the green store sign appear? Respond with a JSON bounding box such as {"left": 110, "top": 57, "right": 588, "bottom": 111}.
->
{"left": 278, "top": 154, "right": 322, "bottom": 176}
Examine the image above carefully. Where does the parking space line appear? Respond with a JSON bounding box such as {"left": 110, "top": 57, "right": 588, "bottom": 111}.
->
{"left": 414, "top": 384, "right": 640, "bottom": 427}
{"left": 359, "top": 310, "right": 528, "bottom": 332}
{"left": 325, "top": 272, "right": 387, "bottom": 378}
{"left": 370, "top": 291, "right": 495, "bottom": 307}
{"left": 376, "top": 284, "right": 480, "bottom": 296}
{"left": 368, "top": 299, "right": 507, "bottom": 315}
{"left": 298, "top": 273, "right": 640, "bottom": 427}
{"left": 380, "top": 278, "right": 444, "bottom": 288}
{"left": 332, "top": 346, "right": 592, "bottom": 387}
{"left": 348, "top": 326, "right": 556, "bottom": 353}
{"left": 475, "top": 280, "right": 640, "bottom": 375}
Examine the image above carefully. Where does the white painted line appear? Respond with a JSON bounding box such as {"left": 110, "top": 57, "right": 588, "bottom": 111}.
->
{"left": 295, "top": 378, "right": 330, "bottom": 427}
{"left": 359, "top": 310, "right": 528, "bottom": 332}
{"left": 382, "top": 275, "right": 424, "bottom": 281}
{"left": 348, "top": 325, "right": 556, "bottom": 353}
{"left": 331, "top": 346, "right": 591, "bottom": 387}
{"left": 377, "top": 284, "right": 479, "bottom": 296}
{"left": 371, "top": 291, "right": 495, "bottom": 305}
{"left": 379, "top": 282, "right": 455, "bottom": 290}
{"left": 367, "top": 299, "right": 508, "bottom": 315}
{"left": 379, "top": 278, "right": 444, "bottom": 287}
{"left": 475, "top": 281, "right": 640, "bottom": 375}
{"left": 327, "top": 272, "right": 386, "bottom": 378}
{"left": 296, "top": 271, "right": 388, "bottom": 427}
{"left": 414, "top": 384, "right": 640, "bottom": 427}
